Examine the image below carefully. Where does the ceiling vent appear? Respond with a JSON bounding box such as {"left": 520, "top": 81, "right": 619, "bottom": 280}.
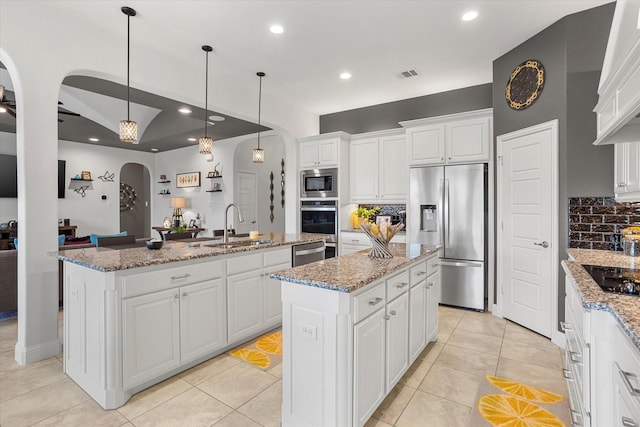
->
{"left": 397, "top": 69, "right": 420, "bottom": 79}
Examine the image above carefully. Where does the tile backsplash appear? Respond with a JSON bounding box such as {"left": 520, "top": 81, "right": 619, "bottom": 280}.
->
{"left": 569, "top": 197, "right": 640, "bottom": 251}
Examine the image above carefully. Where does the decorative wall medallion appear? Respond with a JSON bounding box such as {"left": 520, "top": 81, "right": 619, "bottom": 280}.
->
{"left": 120, "top": 182, "right": 137, "bottom": 211}
{"left": 505, "top": 59, "right": 545, "bottom": 110}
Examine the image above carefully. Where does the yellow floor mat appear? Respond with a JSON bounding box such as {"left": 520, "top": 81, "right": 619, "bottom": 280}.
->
{"left": 228, "top": 330, "right": 282, "bottom": 370}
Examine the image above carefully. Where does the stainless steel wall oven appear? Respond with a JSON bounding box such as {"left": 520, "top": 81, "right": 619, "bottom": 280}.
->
{"left": 300, "top": 200, "right": 337, "bottom": 258}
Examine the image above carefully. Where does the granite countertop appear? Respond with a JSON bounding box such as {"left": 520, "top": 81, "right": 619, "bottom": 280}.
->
{"left": 563, "top": 248, "right": 640, "bottom": 350}
{"left": 58, "top": 233, "right": 323, "bottom": 272}
{"left": 271, "top": 243, "right": 438, "bottom": 293}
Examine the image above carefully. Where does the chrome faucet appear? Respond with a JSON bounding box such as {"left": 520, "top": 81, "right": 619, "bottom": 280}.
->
{"left": 223, "top": 203, "right": 244, "bottom": 243}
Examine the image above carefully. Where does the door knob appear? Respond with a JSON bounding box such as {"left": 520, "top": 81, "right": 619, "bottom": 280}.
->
{"left": 534, "top": 241, "right": 549, "bottom": 248}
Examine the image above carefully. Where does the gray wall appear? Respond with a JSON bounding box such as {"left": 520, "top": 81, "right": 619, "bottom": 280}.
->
{"left": 320, "top": 84, "right": 492, "bottom": 134}
{"left": 492, "top": 2, "right": 614, "bottom": 329}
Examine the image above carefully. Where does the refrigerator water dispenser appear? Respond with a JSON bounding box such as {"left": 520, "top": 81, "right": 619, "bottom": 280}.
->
{"left": 420, "top": 204, "right": 437, "bottom": 233}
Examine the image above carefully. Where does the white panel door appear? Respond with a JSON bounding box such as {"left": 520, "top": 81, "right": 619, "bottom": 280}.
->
{"left": 498, "top": 121, "right": 557, "bottom": 338}
{"left": 235, "top": 171, "right": 257, "bottom": 234}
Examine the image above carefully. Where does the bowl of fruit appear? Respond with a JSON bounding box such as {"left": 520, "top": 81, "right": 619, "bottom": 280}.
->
{"left": 359, "top": 221, "right": 404, "bottom": 258}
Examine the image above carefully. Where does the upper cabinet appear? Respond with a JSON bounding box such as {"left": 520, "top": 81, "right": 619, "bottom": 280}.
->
{"left": 401, "top": 109, "right": 492, "bottom": 166}
{"left": 350, "top": 130, "right": 407, "bottom": 203}
{"left": 594, "top": 2, "right": 640, "bottom": 145}
{"left": 298, "top": 132, "right": 350, "bottom": 169}
{"left": 614, "top": 141, "right": 640, "bottom": 201}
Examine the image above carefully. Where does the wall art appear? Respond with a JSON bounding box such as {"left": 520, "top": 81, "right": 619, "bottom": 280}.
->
{"left": 176, "top": 172, "right": 201, "bottom": 188}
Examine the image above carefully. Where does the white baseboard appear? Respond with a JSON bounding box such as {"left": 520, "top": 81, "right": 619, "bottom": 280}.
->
{"left": 552, "top": 330, "right": 566, "bottom": 349}
{"left": 14, "top": 338, "right": 62, "bottom": 365}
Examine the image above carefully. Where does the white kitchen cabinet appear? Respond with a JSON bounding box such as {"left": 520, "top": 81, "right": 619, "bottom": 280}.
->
{"left": 614, "top": 141, "right": 640, "bottom": 201}
{"left": 350, "top": 131, "right": 407, "bottom": 203}
{"left": 354, "top": 306, "right": 386, "bottom": 427}
{"left": 408, "top": 281, "right": 427, "bottom": 363}
{"left": 339, "top": 231, "right": 406, "bottom": 255}
{"left": 298, "top": 132, "right": 349, "bottom": 169}
{"left": 263, "top": 262, "right": 290, "bottom": 326}
{"left": 426, "top": 270, "right": 439, "bottom": 342}
{"left": 227, "top": 270, "right": 263, "bottom": 342}
{"left": 122, "top": 288, "right": 181, "bottom": 390}
{"left": 401, "top": 109, "right": 492, "bottom": 166}
{"left": 386, "top": 292, "right": 409, "bottom": 390}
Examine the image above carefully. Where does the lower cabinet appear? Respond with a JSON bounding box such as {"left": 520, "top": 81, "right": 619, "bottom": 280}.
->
{"left": 408, "top": 281, "right": 427, "bottom": 363}
{"left": 386, "top": 292, "right": 409, "bottom": 390}
{"left": 227, "top": 271, "right": 263, "bottom": 342}
{"left": 123, "top": 278, "right": 225, "bottom": 389}
{"left": 426, "top": 271, "right": 439, "bottom": 341}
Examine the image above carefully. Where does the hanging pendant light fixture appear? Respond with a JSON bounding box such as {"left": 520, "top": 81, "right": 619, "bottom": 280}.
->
{"left": 119, "top": 6, "right": 138, "bottom": 144}
{"left": 253, "top": 72, "right": 266, "bottom": 163}
{"left": 199, "top": 45, "right": 213, "bottom": 155}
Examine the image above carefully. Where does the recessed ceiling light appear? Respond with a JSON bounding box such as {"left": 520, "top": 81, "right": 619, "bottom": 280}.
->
{"left": 178, "top": 107, "right": 192, "bottom": 114}
{"left": 188, "top": 137, "right": 197, "bottom": 142}
{"left": 89, "top": 137, "right": 99, "bottom": 142}
{"left": 462, "top": 11, "right": 478, "bottom": 21}
{"left": 340, "top": 72, "right": 352, "bottom": 80}
{"left": 150, "top": 148, "right": 159, "bottom": 152}
{"left": 0, "top": 107, "right": 6, "bottom": 113}
{"left": 208, "top": 115, "right": 225, "bottom": 122}
{"left": 270, "top": 25, "right": 284, "bottom": 34}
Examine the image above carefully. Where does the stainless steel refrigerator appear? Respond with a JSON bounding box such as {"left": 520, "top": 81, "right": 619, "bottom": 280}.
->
{"left": 409, "top": 164, "right": 487, "bottom": 311}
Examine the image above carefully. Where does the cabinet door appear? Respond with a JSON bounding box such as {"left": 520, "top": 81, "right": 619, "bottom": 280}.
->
{"left": 317, "top": 138, "right": 339, "bottom": 166}
{"left": 180, "top": 278, "right": 226, "bottom": 364}
{"left": 386, "top": 292, "right": 409, "bottom": 391}
{"left": 379, "top": 134, "right": 408, "bottom": 202}
{"left": 409, "top": 282, "right": 427, "bottom": 363}
{"left": 354, "top": 309, "right": 386, "bottom": 427}
{"left": 350, "top": 138, "right": 379, "bottom": 201}
{"left": 446, "top": 117, "right": 490, "bottom": 163}
{"left": 615, "top": 143, "right": 629, "bottom": 194}
{"left": 407, "top": 124, "right": 445, "bottom": 166}
{"left": 299, "top": 141, "right": 319, "bottom": 168}
{"left": 263, "top": 262, "right": 290, "bottom": 326}
{"left": 227, "top": 271, "right": 263, "bottom": 342}
{"left": 612, "top": 367, "right": 640, "bottom": 427}
{"left": 123, "top": 288, "right": 180, "bottom": 389}
{"left": 426, "top": 273, "right": 439, "bottom": 342}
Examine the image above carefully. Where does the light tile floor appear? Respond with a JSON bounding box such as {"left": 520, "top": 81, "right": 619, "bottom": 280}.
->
{"left": 0, "top": 306, "right": 567, "bottom": 427}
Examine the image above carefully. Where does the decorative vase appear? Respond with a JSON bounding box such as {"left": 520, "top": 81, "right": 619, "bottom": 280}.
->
{"left": 359, "top": 222, "right": 405, "bottom": 259}
{"left": 351, "top": 211, "right": 363, "bottom": 229}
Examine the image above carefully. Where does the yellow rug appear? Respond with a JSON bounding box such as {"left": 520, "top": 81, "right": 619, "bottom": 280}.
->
{"left": 467, "top": 375, "right": 570, "bottom": 426}
{"left": 228, "top": 330, "right": 282, "bottom": 369}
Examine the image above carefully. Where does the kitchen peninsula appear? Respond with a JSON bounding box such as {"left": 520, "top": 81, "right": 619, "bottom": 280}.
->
{"left": 58, "top": 233, "right": 323, "bottom": 409}
{"left": 271, "top": 243, "right": 439, "bottom": 427}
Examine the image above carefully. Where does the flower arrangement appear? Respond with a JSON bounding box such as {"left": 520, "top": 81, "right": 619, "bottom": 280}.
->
{"left": 360, "top": 220, "right": 405, "bottom": 258}
{"left": 351, "top": 206, "right": 381, "bottom": 229}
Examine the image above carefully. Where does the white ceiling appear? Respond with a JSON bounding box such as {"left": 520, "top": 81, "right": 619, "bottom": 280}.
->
{"left": 56, "top": 0, "right": 612, "bottom": 116}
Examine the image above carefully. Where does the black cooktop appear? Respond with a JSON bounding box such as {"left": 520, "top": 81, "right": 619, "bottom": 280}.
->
{"left": 582, "top": 265, "right": 640, "bottom": 296}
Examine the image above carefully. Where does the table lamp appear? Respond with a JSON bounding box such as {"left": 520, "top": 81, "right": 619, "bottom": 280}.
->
{"left": 170, "top": 197, "right": 186, "bottom": 227}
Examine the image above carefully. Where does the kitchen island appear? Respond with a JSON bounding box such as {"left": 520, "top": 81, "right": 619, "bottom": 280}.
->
{"left": 562, "top": 249, "right": 640, "bottom": 426}
{"left": 59, "top": 233, "right": 323, "bottom": 409}
{"left": 271, "top": 243, "right": 439, "bottom": 427}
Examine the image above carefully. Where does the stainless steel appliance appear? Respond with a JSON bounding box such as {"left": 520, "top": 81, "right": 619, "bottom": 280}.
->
{"left": 300, "top": 200, "right": 337, "bottom": 258}
{"left": 300, "top": 168, "right": 338, "bottom": 199}
{"left": 409, "top": 164, "right": 487, "bottom": 310}
{"left": 582, "top": 265, "right": 640, "bottom": 296}
{"left": 292, "top": 240, "right": 326, "bottom": 267}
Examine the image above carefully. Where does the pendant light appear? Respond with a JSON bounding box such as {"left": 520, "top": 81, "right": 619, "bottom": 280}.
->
{"left": 252, "top": 72, "right": 266, "bottom": 163}
{"left": 199, "top": 45, "right": 213, "bottom": 155}
{"left": 119, "top": 6, "right": 137, "bottom": 144}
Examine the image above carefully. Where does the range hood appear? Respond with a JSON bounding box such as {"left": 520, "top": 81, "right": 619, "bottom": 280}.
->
{"left": 593, "top": 0, "right": 640, "bottom": 145}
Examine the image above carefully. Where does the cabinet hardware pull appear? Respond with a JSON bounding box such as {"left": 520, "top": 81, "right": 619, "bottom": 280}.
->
{"left": 352, "top": 239, "right": 359, "bottom": 243}
{"left": 384, "top": 314, "right": 390, "bottom": 320}
{"left": 396, "top": 282, "right": 409, "bottom": 288}
{"left": 390, "top": 310, "right": 397, "bottom": 316}
{"left": 568, "top": 351, "right": 582, "bottom": 364}
{"left": 368, "top": 297, "right": 383, "bottom": 306}
{"left": 432, "top": 263, "right": 439, "bottom": 267}
{"left": 570, "top": 409, "right": 583, "bottom": 426}
{"left": 416, "top": 271, "right": 426, "bottom": 276}
{"left": 560, "top": 321, "right": 573, "bottom": 331}
{"left": 171, "top": 274, "right": 191, "bottom": 280}
{"left": 622, "top": 417, "right": 637, "bottom": 427}
{"left": 174, "top": 294, "right": 179, "bottom": 300}
{"left": 618, "top": 183, "right": 628, "bottom": 188}
{"left": 616, "top": 362, "right": 640, "bottom": 397}
{"left": 427, "top": 282, "right": 434, "bottom": 288}
{"left": 182, "top": 292, "right": 188, "bottom": 297}
{"left": 562, "top": 369, "right": 573, "bottom": 381}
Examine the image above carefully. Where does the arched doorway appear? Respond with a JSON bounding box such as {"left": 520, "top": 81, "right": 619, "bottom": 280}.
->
{"left": 120, "top": 163, "right": 151, "bottom": 239}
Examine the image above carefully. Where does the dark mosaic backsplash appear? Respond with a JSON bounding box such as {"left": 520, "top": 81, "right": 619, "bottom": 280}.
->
{"left": 569, "top": 197, "right": 640, "bottom": 251}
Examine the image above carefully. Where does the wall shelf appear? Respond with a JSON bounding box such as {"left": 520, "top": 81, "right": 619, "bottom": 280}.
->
{"left": 206, "top": 189, "right": 222, "bottom": 193}
{"left": 206, "top": 176, "right": 222, "bottom": 179}
{"left": 158, "top": 192, "right": 171, "bottom": 195}
{"left": 158, "top": 180, "right": 171, "bottom": 184}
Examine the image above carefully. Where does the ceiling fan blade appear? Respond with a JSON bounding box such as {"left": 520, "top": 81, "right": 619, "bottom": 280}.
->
{"left": 58, "top": 110, "right": 81, "bottom": 117}
{"left": 0, "top": 102, "right": 16, "bottom": 118}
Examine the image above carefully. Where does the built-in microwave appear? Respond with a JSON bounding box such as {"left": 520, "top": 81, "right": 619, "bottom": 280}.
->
{"left": 300, "top": 168, "right": 338, "bottom": 198}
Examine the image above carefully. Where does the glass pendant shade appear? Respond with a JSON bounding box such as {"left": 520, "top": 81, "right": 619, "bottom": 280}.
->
{"left": 252, "top": 147, "right": 265, "bottom": 163}
{"left": 119, "top": 120, "right": 138, "bottom": 144}
{"left": 199, "top": 136, "right": 212, "bottom": 154}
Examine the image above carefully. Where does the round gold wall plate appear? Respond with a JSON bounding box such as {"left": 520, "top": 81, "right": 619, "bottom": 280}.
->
{"left": 505, "top": 59, "right": 545, "bottom": 110}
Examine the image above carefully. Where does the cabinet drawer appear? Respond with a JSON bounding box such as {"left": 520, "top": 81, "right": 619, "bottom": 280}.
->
{"left": 121, "top": 260, "right": 223, "bottom": 298}
{"left": 386, "top": 270, "right": 410, "bottom": 301}
{"left": 614, "top": 323, "right": 640, "bottom": 384}
{"left": 341, "top": 232, "right": 370, "bottom": 246}
{"left": 264, "top": 247, "right": 291, "bottom": 267}
{"left": 426, "top": 255, "right": 439, "bottom": 276}
{"left": 353, "top": 281, "right": 386, "bottom": 324}
{"left": 227, "top": 252, "right": 262, "bottom": 275}
{"left": 410, "top": 261, "right": 428, "bottom": 285}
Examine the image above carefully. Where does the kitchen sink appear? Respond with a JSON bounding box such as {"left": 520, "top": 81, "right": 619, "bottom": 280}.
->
{"left": 204, "top": 239, "right": 274, "bottom": 249}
